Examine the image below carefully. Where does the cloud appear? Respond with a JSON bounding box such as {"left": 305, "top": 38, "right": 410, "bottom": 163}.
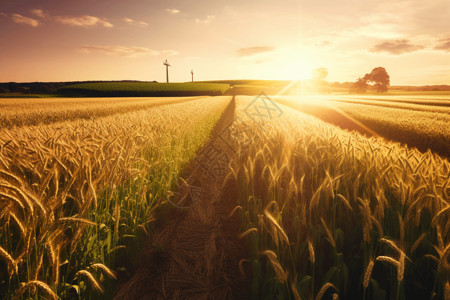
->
{"left": 195, "top": 15, "right": 215, "bottom": 24}
{"left": 370, "top": 39, "right": 424, "bottom": 54}
{"left": 77, "top": 45, "right": 165, "bottom": 58}
{"left": 123, "top": 17, "right": 148, "bottom": 27}
{"left": 162, "top": 50, "right": 179, "bottom": 56}
{"left": 0, "top": 12, "right": 8, "bottom": 17}
{"left": 11, "top": 14, "right": 39, "bottom": 27}
{"left": 236, "top": 46, "right": 275, "bottom": 57}
{"left": 55, "top": 15, "right": 113, "bottom": 28}
{"left": 166, "top": 9, "right": 180, "bottom": 14}
{"left": 434, "top": 38, "right": 450, "bottom": 52}
{"left": 31, "top": 9, "right": 47, "bottom": 18}
{"left": 315, "top": 41, "right": 331, "bottom": 48}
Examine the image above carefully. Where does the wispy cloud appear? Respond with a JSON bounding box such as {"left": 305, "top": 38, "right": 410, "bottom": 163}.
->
{"left": 370, "top": 39, "right": 424, "bottom": 55}
{"left": 315, "top": 41, "right": 331, "bottom": 48}
{"left": 166, "top": 8, "right": 180, "bottom": 14}
{"left": 31, "top": 9, "right": 47, "bottom": 18}
{"left": 162, "top": 50, "right": 179, "bottom": 56}
{"left": 11, "top": 14, "right": 39, "bottom": 27}
{"left": 77, "top": 45, "right": 175, "bottom": 58}
{"left": 123, "top": 17, "right": 148, "bottom": 27}
{"left": 434, "top": 38, "right": 450, "bottom": 52}
{"left": 195, "top": 15, "right": 215, "bottom": 24}
{"left": 0, "top": 12, "right": 8, "bottom": 18}
{"left": 6, "top": 9, "right": 114, "bottom": 29}
{"left": 55, "top": 15, "right": 113, "bottom": 28}
{"left": 236, "top": 46, "right": 275, "bottom": 57}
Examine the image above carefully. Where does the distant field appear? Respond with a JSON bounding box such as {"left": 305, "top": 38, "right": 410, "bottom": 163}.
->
{"left": 58, "top": 82, "right": 230, "bottom": 97}
{"left": 0, "top": 97, "right": 203, "bottom": 128}
{"left": 327, "top": 96, "right": 450, "bottom": 113}
{"left": 274, "top": 95, "right": 450, "bottom": 157}
{"left": 330, "top": 94, "right": 450, "bottom": 106}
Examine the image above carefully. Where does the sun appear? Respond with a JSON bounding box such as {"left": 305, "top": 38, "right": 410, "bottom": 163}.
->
{"left": 270, "top": 47, "right": 317, "bottom": 80}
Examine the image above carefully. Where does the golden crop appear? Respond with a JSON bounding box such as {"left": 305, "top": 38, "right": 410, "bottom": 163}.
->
{"left": 0, "top": 96, "right": 230, "bottom": 298}
{"left": 0, "top": 96, "right": 204, "bottom": 128}
{"left": 230, "top": 96, "right": 449, "bottom": 299}
{"left": 275, "top": 95, "right": 450, "bottom": 157}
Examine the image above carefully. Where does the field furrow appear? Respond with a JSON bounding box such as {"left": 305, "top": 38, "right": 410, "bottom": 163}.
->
{"left": 115, "top": 97, "right": 250, "bottom": 300}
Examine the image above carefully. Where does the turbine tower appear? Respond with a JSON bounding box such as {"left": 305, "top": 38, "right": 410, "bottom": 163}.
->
{"left": 191, "top": 70, "right": 194, "bottom": 82}
{"left": 163, "top": 59, "right": 170, "bottom": 83}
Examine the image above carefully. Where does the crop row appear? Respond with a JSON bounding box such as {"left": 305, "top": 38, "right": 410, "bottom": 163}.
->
{"left": 326, "top": 96, "right": 450, "bottom": 114}
{"left": 0, "top": 97, "right": 203, "bottom": 128}
{"left": 228, "top": 96, "right": 449, "bottom": 299}
{"left": 274, "top": 96, "right": 450, "bottom": 157}
{"left": 0, "top": 96, "right": 231, "bottom": 299}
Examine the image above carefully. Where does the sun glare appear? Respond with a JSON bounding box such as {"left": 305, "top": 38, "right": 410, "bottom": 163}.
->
{"left": 270, "top": 47, "right": 317, "bottom": 81}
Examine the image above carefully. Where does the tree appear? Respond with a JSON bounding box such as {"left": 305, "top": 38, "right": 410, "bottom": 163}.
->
{"left": 367, "top": 67, "right": 390, "bottom": 92}
{"left": 312, "top": 67, "right": 328, "bottom": 81}
{"left": 350, "top": 67, "right": 390, "bottom": 93}
{"left": 312, "top": 67, "right": 329, "bottom": 93}
{"left": 352, "top": 77, "right": 368, "bottom": 93}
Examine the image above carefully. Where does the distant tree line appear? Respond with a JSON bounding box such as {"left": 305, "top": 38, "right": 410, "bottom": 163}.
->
{"left": 0, "top": 80, "right": 149, "bottom": 94}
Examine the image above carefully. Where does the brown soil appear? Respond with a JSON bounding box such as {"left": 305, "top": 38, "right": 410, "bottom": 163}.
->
{"left": 114, "top": 97, "right": 249, "bottom": 300}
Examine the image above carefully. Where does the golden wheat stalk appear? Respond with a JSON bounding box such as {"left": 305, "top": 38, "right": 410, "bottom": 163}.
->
{"left": 262, "top": 250, "right": 287, "bottom": 283}
{"left": 316, "top": 282, "right": 337, "bottom": 300}
{"left": 291, "top": 279, "right": 302, "bottom": 300}
{"left": 363, "top": 259, "right": 374, "bottom": 288}
{"left": 398, "top": 252, "right": 405, "bottom": 282}
{"left": 57, "top": 217, "right": 96, "bottom": 226}
{"left": 228, "top": 205, "right": 243, "bottom": 218}
{"left": 238, "top": 259, "right": 250, "bottom": 278}
{"left": 239, "top": 228, "right": 258, "bottom": 239}
{"left": 379, "top": 238, "right": 404, "bottom": 256}
{"left": 263, "top": 208, "right": 289, "bottom": 245}
{"left": 0, "top": 246, "right": 17, "bottom": 275}
{"left": 410, "top": 233, "right": 426, "bottom": 254}
{"left": 376, "top": 256, "right": 400, "bottom": 267}
{"left": 320, "top": 217, "right": 336, "bottom": 248}
{"left": 89, "top": 263, "right": 117, "bottom": 279}
{"left": 76, "top": 269, "right": 103, "bottom": 293}
{"left": 12, "top": 280, "right": 58, "bottom": 300}
{"left": 308, "top": 239, "right": 315, "bottom": 264}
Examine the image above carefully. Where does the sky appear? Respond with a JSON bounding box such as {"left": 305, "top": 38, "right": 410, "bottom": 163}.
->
{"left": 0, "top": 0, "right": 449, "bottom": 85}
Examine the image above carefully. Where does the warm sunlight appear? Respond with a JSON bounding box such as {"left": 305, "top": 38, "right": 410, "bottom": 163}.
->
{"left": 270, "top": 47, "right": 317, "bottom": 81}
{"left": 0, "top": 1, "right": 449, "bottom": 299}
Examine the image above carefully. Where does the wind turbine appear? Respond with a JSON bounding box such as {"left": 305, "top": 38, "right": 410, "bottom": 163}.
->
{"left": 163, "top": 59, "right": 170, "bottom": 83}
{"left": 191, "top": 70, "right": 194, "bottom": 82}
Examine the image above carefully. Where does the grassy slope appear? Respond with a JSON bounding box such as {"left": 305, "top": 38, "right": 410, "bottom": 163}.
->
{"left": 58, "top": 82, "right": 230, "bottom": 97}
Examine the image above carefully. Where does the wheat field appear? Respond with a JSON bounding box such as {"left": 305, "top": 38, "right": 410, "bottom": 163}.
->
{"left": 0, "top": 94, "right": 448, "bottom": 299}
{"left": 274, "top": 95, "right": 450, "bottom": 157}
{"left": 229, "top": 96, "right": 449, "bottom": 299}
{"left": 0, "top": 96, "right": 231, "bottom": 299}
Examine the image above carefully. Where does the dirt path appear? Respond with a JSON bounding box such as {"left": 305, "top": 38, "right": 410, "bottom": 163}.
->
{"left": 114, "top": 97, "right": 249, "bottom": 299}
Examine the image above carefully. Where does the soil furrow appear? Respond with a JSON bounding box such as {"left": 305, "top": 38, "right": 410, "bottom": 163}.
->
{"left": 114, "top": 96, "right": 249, "bottom": 300}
